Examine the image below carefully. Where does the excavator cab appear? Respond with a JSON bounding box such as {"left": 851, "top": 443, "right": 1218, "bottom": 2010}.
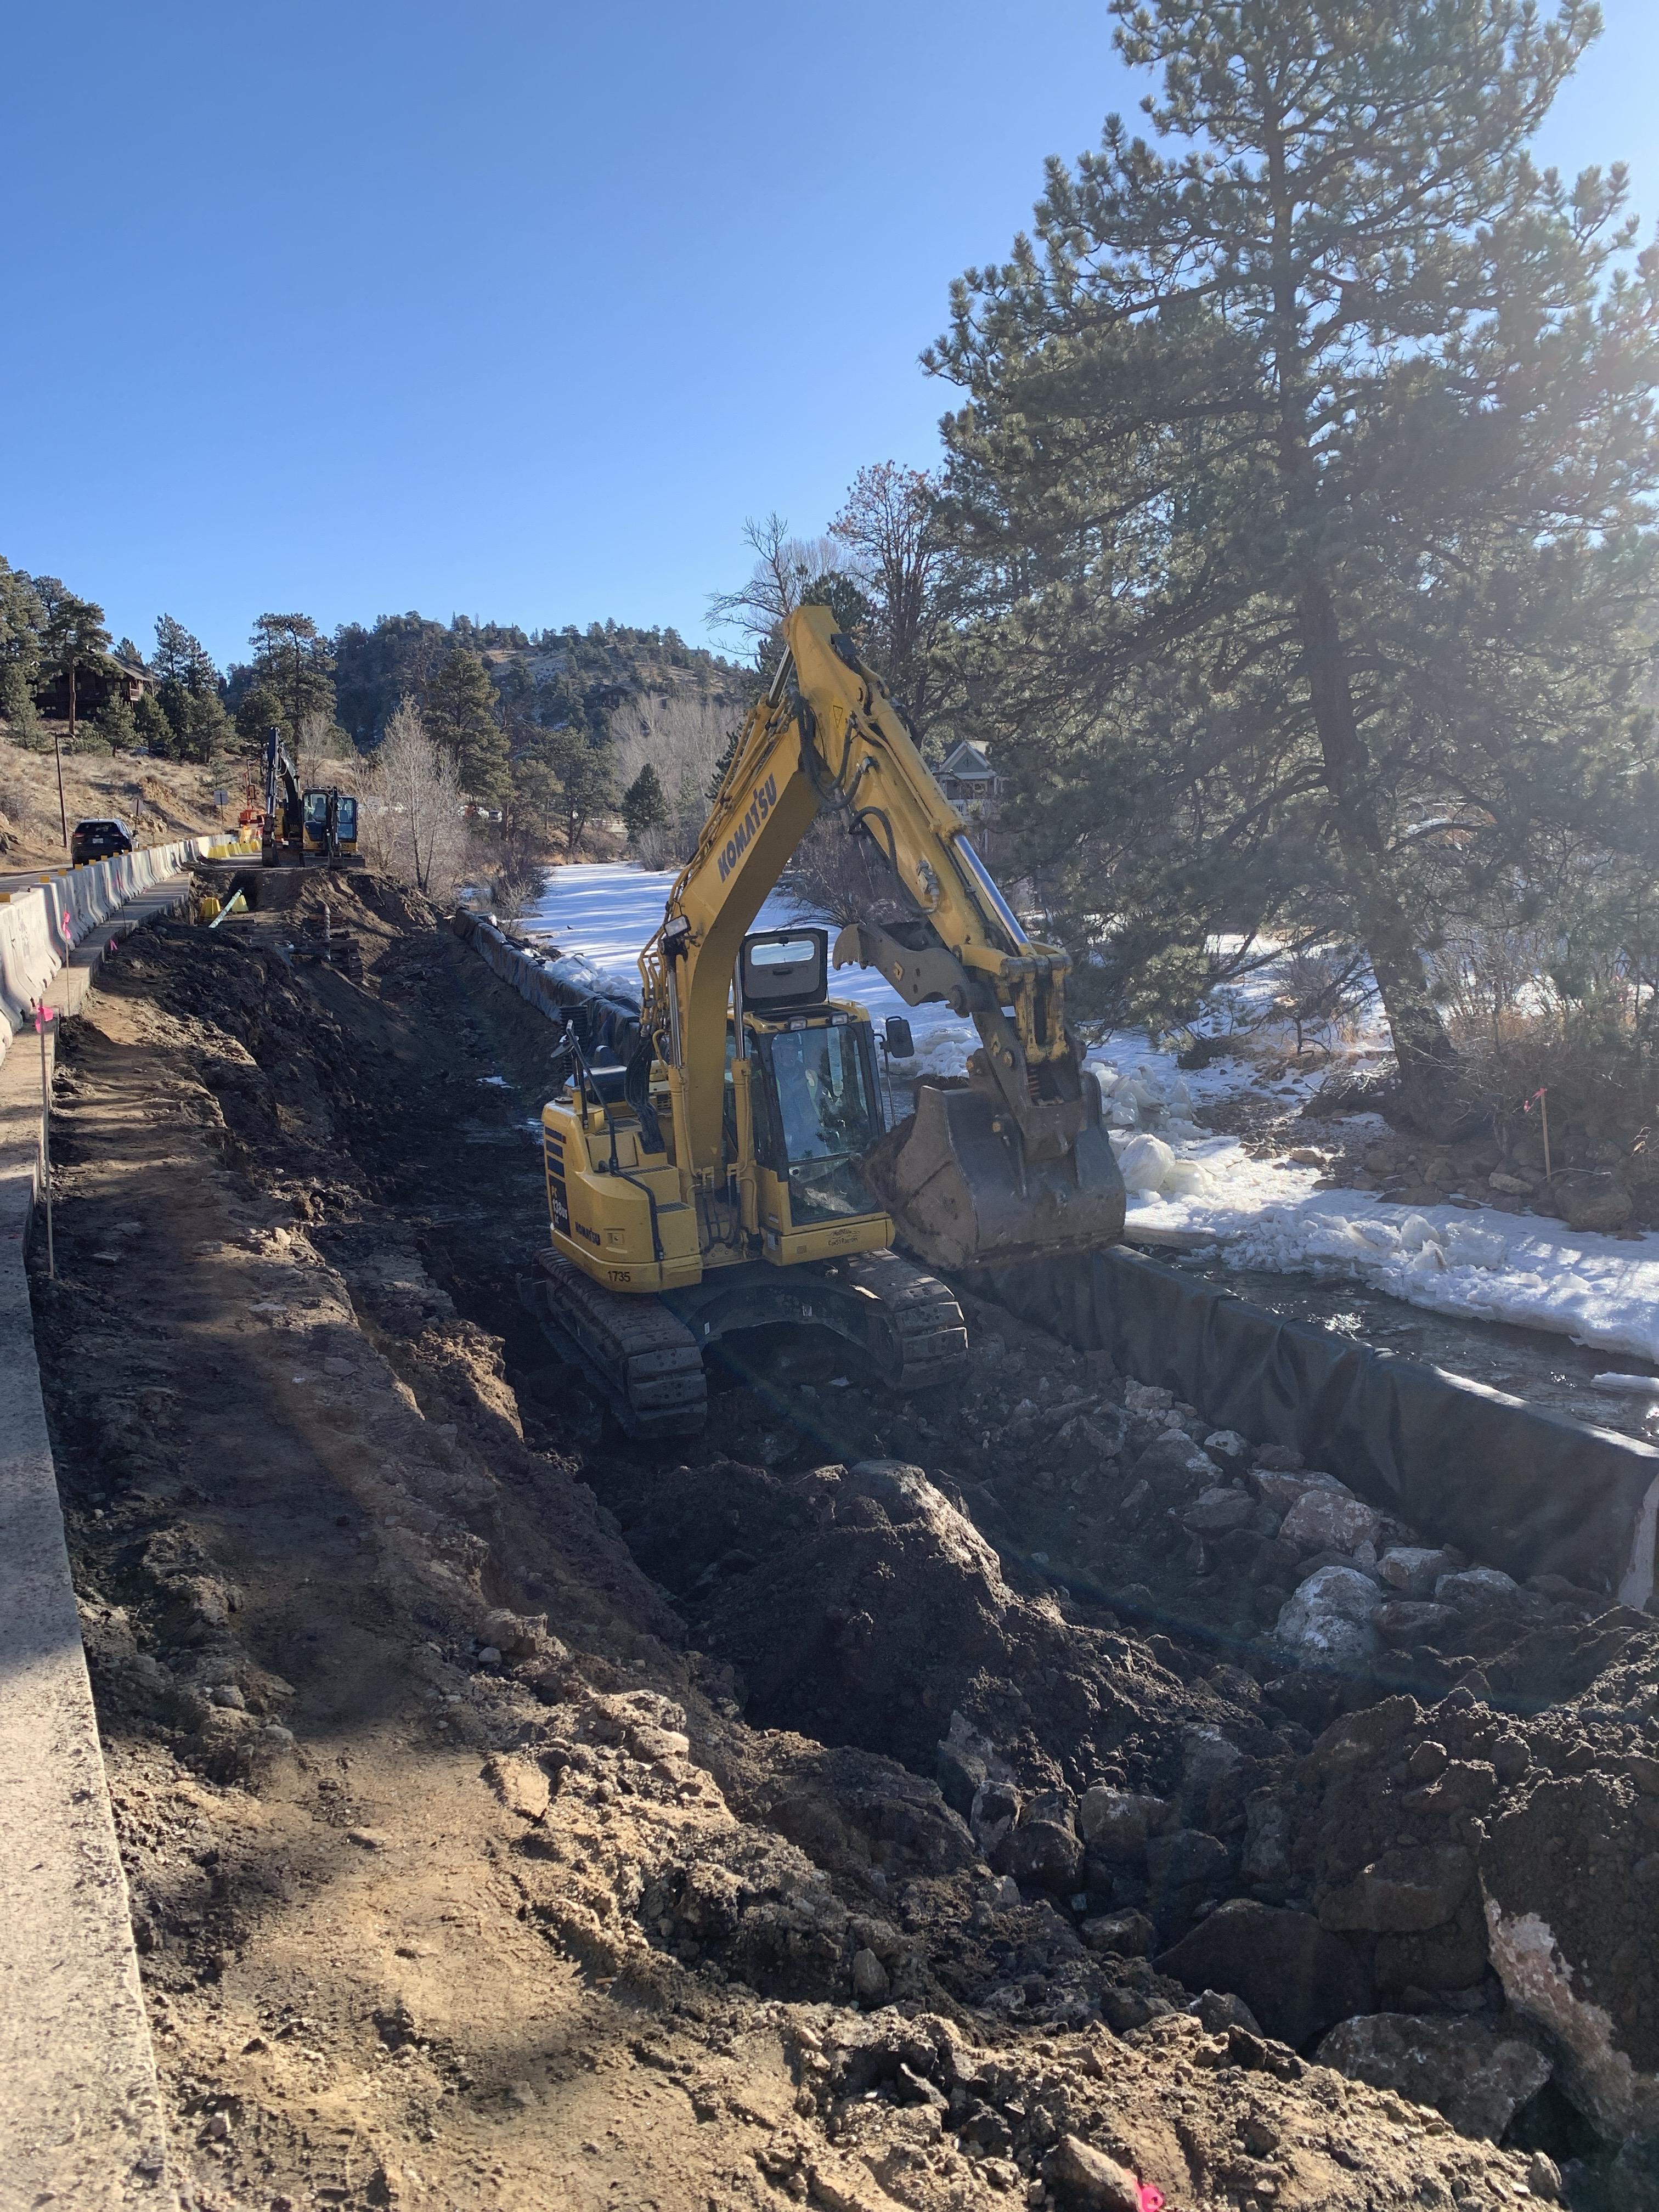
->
{"left": 731, "top": 929, "right": 892, "bottom": 1255}
{"left": 751, "top": 1012, "right": 885, "bottom": 1229}
{"left": 302, "top": 788, "right": 359, "bottom": 864}
{"left": 302, "top": 789, "right": 331, "bottom": 857}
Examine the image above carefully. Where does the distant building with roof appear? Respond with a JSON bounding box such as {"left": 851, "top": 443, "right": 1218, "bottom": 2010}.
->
{"left": 936, "top": 740, "right": 1003, "bottom": 817}
{"left": 33, "top": 650, "right": 156, "bottom": 721}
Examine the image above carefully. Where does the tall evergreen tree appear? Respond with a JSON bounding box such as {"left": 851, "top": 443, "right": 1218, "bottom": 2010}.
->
{"left": 249, "top": 613, "right": 337, "bottom": 743}
{"left": 0, "top": 557, "right": 44, "bottom": 731}
{"left": 622, "top": 760, "right": 669, "bottom": 844}
{"left": 34, "top": 579, "right": 110, "bottom": 842}
{"left": 234, "top": 685, "right": 286, "bottom": 749}
{"left": 930, "top": 0, "right": 1659, "bottom": 1111}
{"left": 427, "top": 644, "right": 509, "bottom": 810}
{"left": 153, "top": 614, "right": 228, "bottom": 762}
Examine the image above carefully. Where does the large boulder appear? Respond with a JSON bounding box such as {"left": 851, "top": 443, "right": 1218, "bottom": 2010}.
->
{"left": 1250, "top": 1468, "right": 1346, "bottom": 1515}
{"left": 1182, "top": 1486, "right": 1257, "bottom": 1536}
{"left": 1374, "top": 1896, "right": 1489, "bottom": 1994}
{"left": 1315, "top": 2014, "right": 1550, "bottom": 2142}
{"left": 1145, "top": 1827, "right": 1231, "bottom": 1899}
{"left": 1080, "top": 1909, "right": 1155, "bottom": 1959}
{"left": 1275, "top": 1565, "right": 1382, "bottom": 1671}
{"left": 1558, "top": 1175, "right": 1634, "bottom": 1233}
{"left": 1133, "top": 1430, "right": 1220, "bottom": 1498}
{"left": 1436, "top": 1566, "right": 1522, "bottom": 1611}
{"left": 1373, "top": 1599, "right": 1456, "bottom": 1645}
{"left": 1318, "top": 1844, "right": 1474, "bottom": 1934}
{"left": 1482, "top": 1770, "right": 1659, "bottom": 2141}
{"left": 1043, "top": 2133, "right": 1141, "bottom": 2210}
{"left": 1005, "top": 1788, "right": 1083, "bottom": 1893}
{"left": 1077, "top": 1787, "right": 1167, "bottom": 1866}
{"left": 1379, "top": 1545, "right": 1460, "bottom": 1598}
{"left": 1280, "top": 1487, "right": 1382, "bottom": 1555}
{"left": 1156, "top": 1899, "right": 1372, "bottom": 2050}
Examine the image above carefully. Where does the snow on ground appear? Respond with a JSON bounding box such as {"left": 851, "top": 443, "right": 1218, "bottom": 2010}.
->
{"left": 1125, "top": 1145, "right": 1659, "bottom": 1369}
{"left": 524, "top": 863, "right": 1659, "bottom": 1372}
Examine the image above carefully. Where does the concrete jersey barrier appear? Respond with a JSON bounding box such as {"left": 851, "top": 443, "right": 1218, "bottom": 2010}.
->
{"left": 0, "top": 837, "right": 233, "bottom": 1065}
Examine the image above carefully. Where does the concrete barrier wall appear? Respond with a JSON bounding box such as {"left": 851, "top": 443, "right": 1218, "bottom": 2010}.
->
{"left": 0, "top": 838, "right": 230, "bottom": 1065}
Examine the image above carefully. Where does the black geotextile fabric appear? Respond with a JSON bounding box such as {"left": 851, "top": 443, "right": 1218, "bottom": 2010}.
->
{"left": 986, "top": 1247, "right": 1659, "bottom": 1603}
{"left": 455, "top": 912, "right": 644, "bottom": 1063}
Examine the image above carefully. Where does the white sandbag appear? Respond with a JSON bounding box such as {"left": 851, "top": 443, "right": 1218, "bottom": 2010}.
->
{"left": 1118, "top": 1134, "right": 1176, "bottom": 1195}
{"left": 1160, "top": 1158, "right": 1211, "bottom": 1198}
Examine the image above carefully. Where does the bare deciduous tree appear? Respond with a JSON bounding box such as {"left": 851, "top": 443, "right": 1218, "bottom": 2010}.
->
{"left": 830, "top": 462, "right": 948, "bottom": 732}
{"left": 363, "top": 696, "right": 467, "bottom": 900}
{"left": 707, "top": 514, "right": 860, "bottom": 658}
{"left": 609, "top": 690, "right": 738, "bottom": 865}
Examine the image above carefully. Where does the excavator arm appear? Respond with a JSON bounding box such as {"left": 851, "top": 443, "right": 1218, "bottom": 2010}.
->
{"left": 637, "top": 606, "right": 1124, "bottom": 1270}
{"left": 261, "top": 726, "right": 303, "bottom": 861}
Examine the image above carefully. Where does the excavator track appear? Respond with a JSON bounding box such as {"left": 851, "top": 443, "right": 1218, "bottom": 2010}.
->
{"left": 842, "top": 1251, "right": 969, "bottom": 1392}
{"left": 527, "top": 1254, "right": 708, "bottom": 1438}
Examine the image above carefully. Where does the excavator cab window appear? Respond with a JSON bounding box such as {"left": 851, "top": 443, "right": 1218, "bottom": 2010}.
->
{"left": 303, "top": 789, "right": 329, "bottom": 845}
{"left": 741, "top": 929, "right": 828, "bottom": 1012}
{"left": 336, "top": 794, "right": 358, "bottom": 847}
{"left": 758, "top": 1023, "right": 881, "bottom": 1224}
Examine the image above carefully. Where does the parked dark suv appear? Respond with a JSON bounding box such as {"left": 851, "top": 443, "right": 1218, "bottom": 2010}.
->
{"left": 70, "top": 817, "right": 134, "bottom": 864}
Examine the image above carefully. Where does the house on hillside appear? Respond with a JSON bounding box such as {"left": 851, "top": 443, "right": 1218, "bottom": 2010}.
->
{"left": 33, "top": 649, "right": 156, "bottom": 721}
{"left": 936, "top": 740, "right": 1003, "bottom": 818}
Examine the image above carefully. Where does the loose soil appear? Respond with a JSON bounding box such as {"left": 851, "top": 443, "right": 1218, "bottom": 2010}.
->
{"left": 30, "top": 874, "right": 1659, "bottom": 2210}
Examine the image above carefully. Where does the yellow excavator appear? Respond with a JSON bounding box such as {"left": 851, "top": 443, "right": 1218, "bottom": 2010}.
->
{"left": 258, "top": 728, "right": 359, "bottom": 866}
{"left": 531, "top": 604, "right": 1125, "bottom": 1435}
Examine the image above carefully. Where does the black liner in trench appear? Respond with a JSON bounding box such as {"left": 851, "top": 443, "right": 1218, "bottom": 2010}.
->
{"left": 985, "top": 1246, "right": 1659, "bottom": 1607}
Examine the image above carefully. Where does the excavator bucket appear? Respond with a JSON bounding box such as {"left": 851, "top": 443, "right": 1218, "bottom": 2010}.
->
{"left": 862, "top": 1082, "right": 1127, "bottom": 1274}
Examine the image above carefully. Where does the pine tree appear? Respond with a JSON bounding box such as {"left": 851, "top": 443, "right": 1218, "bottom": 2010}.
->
{"left": 622, "top": 760, "right": 669, "bottom": 844}
{"left": 930, "top": 0, "right": 1659, "bottom": 1113}
{"left": 427, "top": 645, "right": 509, "bottom": 810}
{"left": 32, "top": 579, "right": 110, "bottom": 840}
{"left": 548, "top": 728, "right": 616, "bottom": 853}
{"left": 249, "top": 613, "right": 337, "bottom": 744}
{"left": 153, "top": 614, "right": 228, "bottom": 762}
{"left": 0, "top": 558, "right": 44, "bottom": 732}
{"left": 234, "top": 685, "right": 286, "bottom": 749}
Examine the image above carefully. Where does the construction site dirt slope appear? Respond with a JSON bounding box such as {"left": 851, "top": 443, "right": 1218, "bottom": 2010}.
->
{"left": 30, "top": 872, "right": 1659, "bottom": 2211}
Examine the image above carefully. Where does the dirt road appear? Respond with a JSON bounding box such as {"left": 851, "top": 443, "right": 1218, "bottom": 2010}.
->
{"left": 29, "top": 876, "right": 1650, "bottom": 2209}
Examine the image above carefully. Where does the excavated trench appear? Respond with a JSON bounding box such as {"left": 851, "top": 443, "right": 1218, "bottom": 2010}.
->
{"left": 422, "top": 921, "right": 1659, "bottom": 2187}
{"left": 35, "top": 877, "right": 1659, "bottom": 2208}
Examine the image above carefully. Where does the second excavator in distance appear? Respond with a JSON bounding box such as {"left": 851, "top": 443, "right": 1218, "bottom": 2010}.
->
{"left": 529, "top": 603, "right": 1126, "bottom": 1436}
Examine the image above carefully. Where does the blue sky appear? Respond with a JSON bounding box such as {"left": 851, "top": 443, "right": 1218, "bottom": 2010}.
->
{"left": 4, "top": 1, "right": 1654, "bottom": 673}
